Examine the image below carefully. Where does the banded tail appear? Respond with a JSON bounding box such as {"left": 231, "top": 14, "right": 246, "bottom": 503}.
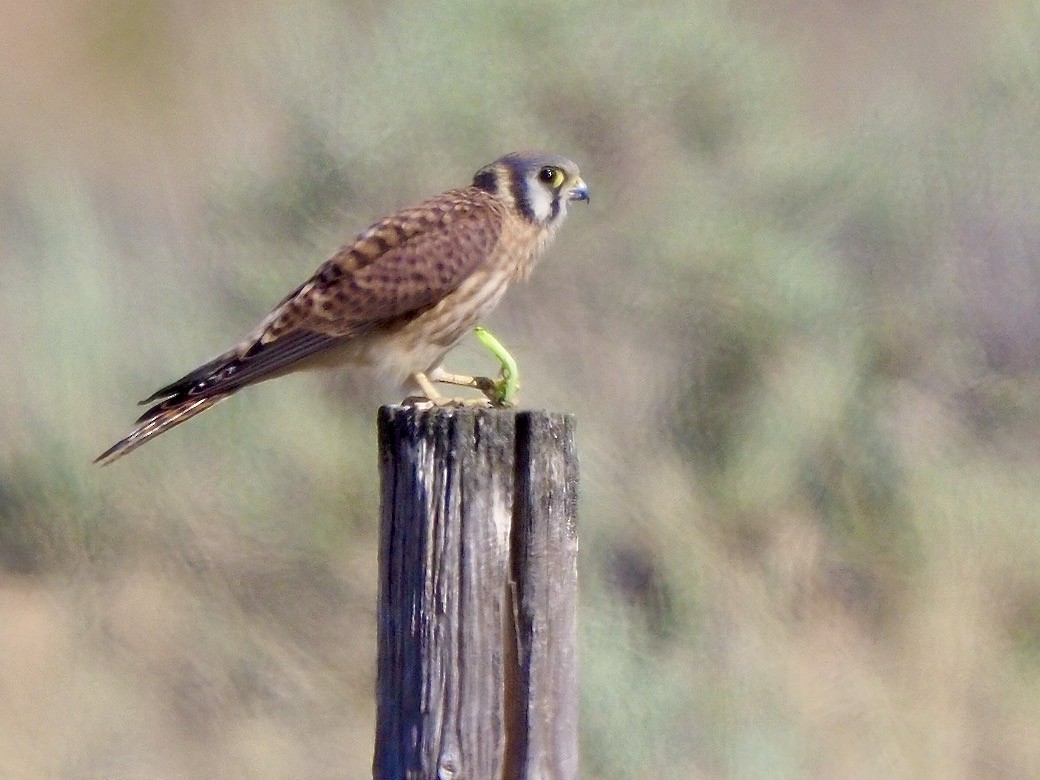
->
{"left": 95, "top": 329, "right": 343, "bottom": 465}
{"left": 94, "top": 391, "right": 234, "bottom": 465}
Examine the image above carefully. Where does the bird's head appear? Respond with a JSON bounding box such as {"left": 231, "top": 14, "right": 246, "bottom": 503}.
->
{"left": 474, "top": 151, "right": 589, "bottom": 230}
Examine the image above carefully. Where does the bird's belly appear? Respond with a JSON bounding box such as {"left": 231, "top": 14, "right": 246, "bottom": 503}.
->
{"left": 364, "top": 266, "right": 514, "bottom": 384}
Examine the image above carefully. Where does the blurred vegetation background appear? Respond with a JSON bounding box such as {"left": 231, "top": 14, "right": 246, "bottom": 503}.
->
{"left": 3, "top": 0, "right": 1040, "bottom": 777}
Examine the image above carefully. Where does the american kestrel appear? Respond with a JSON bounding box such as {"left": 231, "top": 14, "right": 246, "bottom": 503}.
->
{"left": 96, "top": 151, "right": 589, "bottom": 464}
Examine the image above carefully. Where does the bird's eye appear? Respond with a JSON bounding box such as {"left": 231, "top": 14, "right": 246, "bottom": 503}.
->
{"left": 538, "top": 166, "right": 565, "bottom": 188}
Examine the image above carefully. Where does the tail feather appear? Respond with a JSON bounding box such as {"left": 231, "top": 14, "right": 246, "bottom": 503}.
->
{"left": 94, "top": 392, "right": 233, "bottom": 466}
{"left": 96, "top": 330, "right": 344, "bottom": 465}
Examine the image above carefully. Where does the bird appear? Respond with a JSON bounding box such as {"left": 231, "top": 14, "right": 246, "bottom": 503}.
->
{"left": 95, "top": 151, "right": 589, "bottom": 465}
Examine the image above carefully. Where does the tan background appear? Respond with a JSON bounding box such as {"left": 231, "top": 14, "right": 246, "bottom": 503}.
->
{"left": 2, "top": 2, "right": 1039, "bottom": 777}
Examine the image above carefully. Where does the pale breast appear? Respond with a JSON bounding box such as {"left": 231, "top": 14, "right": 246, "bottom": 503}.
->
{"left": 367, "top": 240, "right": 541, "bottom": 381}
{"left": 354, "top": 208, "right": 552, "bottom": 383}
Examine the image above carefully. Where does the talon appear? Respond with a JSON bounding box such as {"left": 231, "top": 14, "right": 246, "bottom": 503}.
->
{"left": 413, "top": 332, "right": 520, "bottom": 409}
{"left": 471, "top": 375, "right": 507, "bottom": 405}
{"left": 429, "top": 396, "right": 493, "bottom": 409}
{"left": 402, "top": 395, "right": 436, "bottom": 410}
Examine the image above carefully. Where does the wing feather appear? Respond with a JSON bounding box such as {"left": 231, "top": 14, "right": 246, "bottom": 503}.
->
{"left": 145, "top": 187, "right": 504, "bottom": 403}
{"left": 96, "top": 186, "right": 506, "bottom": 464}
{"left": 254, "top": 189, "right": 505, "bottom": 342}
{"left": 139, "top": 330, "right": 342, "bottom": 405}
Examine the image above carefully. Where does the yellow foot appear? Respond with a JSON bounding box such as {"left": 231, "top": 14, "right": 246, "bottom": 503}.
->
{"left": 401, "top": 394, "right": 493, "bottom": 410}
{"left": 406, "top": 372, "right": 497, "bottom": 409}
{"left": 428, "top": 369, "right": 504, "bottom": 405}
{"left": 427, "top": 355, "right": 517, "bottom": 407}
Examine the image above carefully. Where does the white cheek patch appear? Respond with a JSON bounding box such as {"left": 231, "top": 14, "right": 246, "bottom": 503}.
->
{"left": 527, "top": 182, "right": 556, "bottom": 224}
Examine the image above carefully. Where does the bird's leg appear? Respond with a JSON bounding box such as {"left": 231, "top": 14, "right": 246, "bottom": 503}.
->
{"left": 413, "top": 371, "right": 446, "bottom": 402}
{"left": 406, "top": 371, "right": 494, "bottom": 408}
{"left": 473, "top": 327, "right": 519, "bottom": 406}
{"left": 429, "top": 367, "right": 499, "bottom": 399}
{"left": 406, "top": 328, "right": 519, "bottom": 409}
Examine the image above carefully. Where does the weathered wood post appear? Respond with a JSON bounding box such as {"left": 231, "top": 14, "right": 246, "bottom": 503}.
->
{"left": 375, "top": 406, "right": 578, "bottom": 780}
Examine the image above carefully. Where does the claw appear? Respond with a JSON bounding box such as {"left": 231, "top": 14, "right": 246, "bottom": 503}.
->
{"left": 408, "top": 328, "right": 520, "bottom": 410}
{"left": 402, "top": 394, "right": 492, "bottom": 410}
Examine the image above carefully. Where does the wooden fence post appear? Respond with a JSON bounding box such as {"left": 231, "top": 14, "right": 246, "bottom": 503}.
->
{"left": 374, "top": 406, "right": 578, "bottom": 780}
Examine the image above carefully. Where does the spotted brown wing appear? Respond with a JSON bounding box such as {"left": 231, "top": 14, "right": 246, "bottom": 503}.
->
{"left": 148, "top": 188, "right": 504, "bottom": 404}
{"left": 255, "top": 189, "right": 505, "bottom": 342}
{"left": 94, "top": 188, "right": 506, "bottom": 465}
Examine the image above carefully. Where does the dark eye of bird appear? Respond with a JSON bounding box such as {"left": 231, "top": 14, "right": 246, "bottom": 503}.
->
{"left": 538, "top": 167, "right": 557, "bottom": 183}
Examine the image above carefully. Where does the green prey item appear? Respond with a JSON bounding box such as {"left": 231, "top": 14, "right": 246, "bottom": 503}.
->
{"left": 474, "top": 326, "right": 518, "bottom": 407}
